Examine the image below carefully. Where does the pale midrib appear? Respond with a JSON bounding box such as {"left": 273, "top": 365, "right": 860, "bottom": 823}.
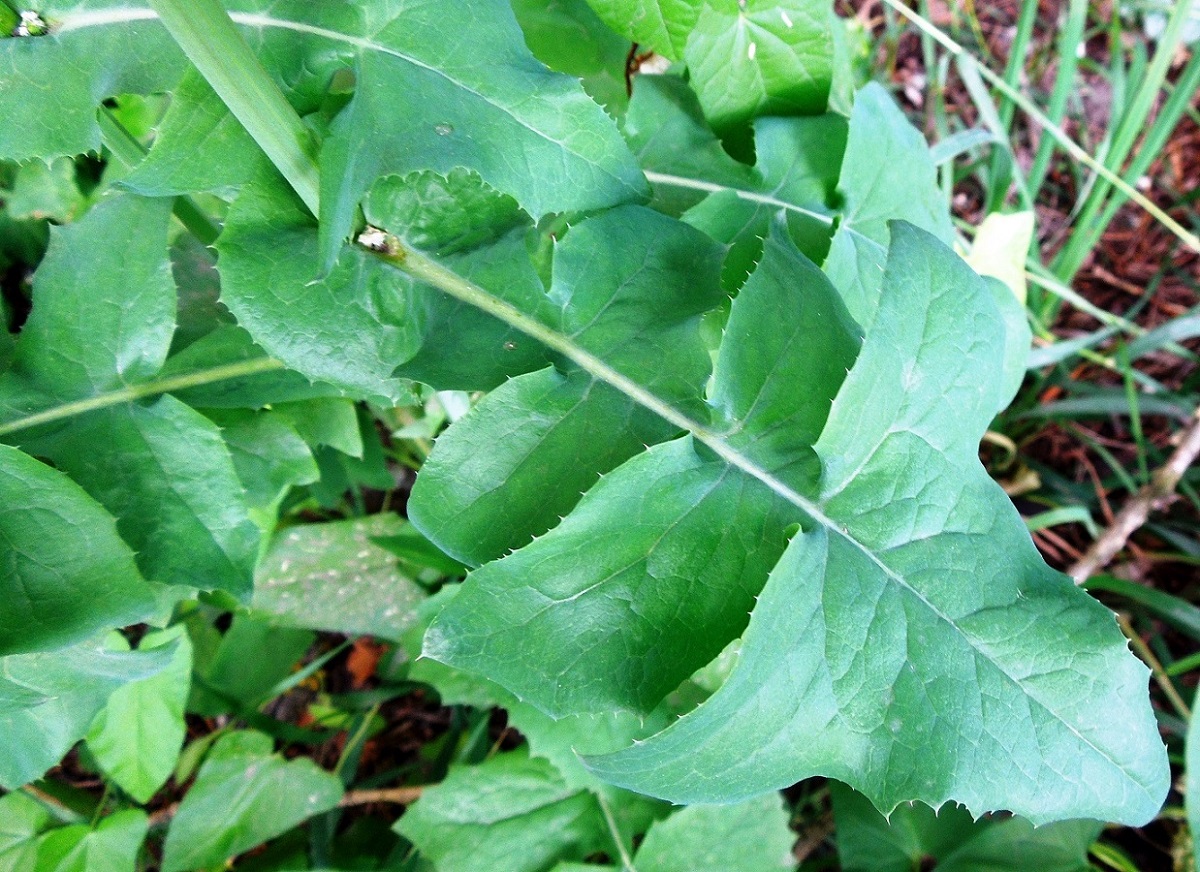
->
{"left": 395, "top": 244, "right": 1136, "bottom": 786}
{"left": 642, "top": 171, "right": 834, "bottom": 225}
{"left": 52, "top": 8, "right": 629, "bottom": 188}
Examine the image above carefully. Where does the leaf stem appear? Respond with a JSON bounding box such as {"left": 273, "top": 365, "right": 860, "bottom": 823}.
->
{"left": 146, "top": 0, "right": 321, "bottom": 216}
{"left": 596, "top": 791, "right": 638, "bottom": 872}
{"left": 641, "top": 171, "right": 834, "bottom": 225}
{"left": 0, "top": 358, "right": 286, "bottom": 436}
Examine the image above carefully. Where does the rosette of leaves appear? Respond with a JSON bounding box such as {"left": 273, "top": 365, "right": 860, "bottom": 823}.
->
{"left": 0, "top": 0, "right": 1170, "bottom": 833}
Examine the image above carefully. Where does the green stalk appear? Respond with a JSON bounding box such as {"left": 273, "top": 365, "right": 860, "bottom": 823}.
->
{"left": 1026, "top": 0, "right": 1088, "bottom": 194}
{"left": 1060, "top": 45, "right": 1200, "bottom": 281}
{"left": 877, "top": 0, "right": 1200, "bottom": 258}
{"left": 1052, "top": 0, "right": 1195, "bottom": 280}
{"left": 982, "top": 0, "right": 1038, "bottom": 211}
{"left": 146, "top": 0, "right": 321, "bottom": 216}
{"left": 97, "top": 107, "right": 221, "bottom": 246}
{"left": 0, "top": 358, "right": 286, "bottom": 436}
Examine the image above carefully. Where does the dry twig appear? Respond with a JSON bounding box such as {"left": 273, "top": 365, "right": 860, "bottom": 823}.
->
{"left": 1069, "top": 406, "right": 1200, "bottom": 584}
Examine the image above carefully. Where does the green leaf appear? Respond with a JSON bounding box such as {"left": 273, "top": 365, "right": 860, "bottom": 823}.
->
{"left": 623, "top": 74, "right": 844, "bottom": 288}
{"left": 823, "top": 83, "right": 954, "bottom": 328}
{"left": 3, "top": 158, "right": 85, "bottom": 222}
{"left": 409, "top": 205, "right": 725, "bottom": 564}
{"left": 85, "top": 628, "right": 193, "bottom": 803}
{"left": 317, "top": 0, "right": 649, "bottom": 265}
{"left": 0, "top": 640, "right": 175, "bottom": 789}
{"left": 684, "top": 0, "right": 832, "bottom": 130}
{"left": 215, "top": 172, "right": 418, "bottom": 403}
{"left": 252, "top": 515, "right": 427, "bottom": 640}
{"left": 33, "top": 810, "right": 147, "bottom": 872}
{"left": 425, "top": 224, "right": 858, "bottom": 713}
{"left": 0, "top": 194, "right": 259, "bottom": 595}
{"left": 4, "top": 195, "right": 175, "bottom": 396}
{"left": 832, "top": 782, "right": 1101, "bottom": 872}
{"left": 20, "top": 400, "right": 261, "bottom": 593}
{"left": 582, "top": 225, "right": 1166, "bottom": 825}
{"left": 188, "top": 613, "right": 314, "bottom": 716}
{"left": 426, "top": 223, "right": 1167, "bottom": 825}
{"left": 204, "top": 408, "right": 319, "bottom": 513}
{"left": 965, "top": 211, "right": 1035, "bottom": 305}
{"left": 583, "top": 0, "right": 700, "bottom": 59}
{"left": 0, "top": 791, "right": 54, "bottom": 872}
{"left": 159, "top": 730, "right": 343, "bottom": 872}
{"left": 0, "top": 2, "right": 186, "bottom": 161}
{"left": 624, "top": 75, "right": 758, "bottom": 215}
{"left": 0, "top": 444, "right": 156, "bottom": 655}
{"left": 510, "top": 0, "right": 632, "bottom": 113}
{"left": 633, "top": 794, "right": 795, "bottom": 872}
{"left": 395, "top": 749, "right": 615, "bottom": 872}
{"left": 122, "top": 68, "right": 265, "bottom": 196}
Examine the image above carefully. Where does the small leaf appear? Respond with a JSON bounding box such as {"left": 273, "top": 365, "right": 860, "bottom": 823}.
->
{"left": 215, "top": 171, "right": 419, "bottom": 403}
{"left": 511, "top": 0, "right": 632, "bottom": 112}
{"left": 966, "top": 210, "right": 1035, "bottom": 305}
{"left": 684, "top": 0, "right": 832, "bottom": 130}
{"left": 204, "top": 409, "right": 319, "bottom": 513}
{"left": 4, "top": 158, "right": 84, "bottom": 222}
{"left": 85, "top": 628, "right": 193, "bottom": 804}
{"left": 33, "top": 810, "right": 147, "bottom": 872}
{"left": 252, "top": 515, "right": 427, "bottom": 640}
{"left": 395, "top": 749, "right": 614, "bottom": 872}
{"left": 624, "top": 74, "right": 844, "bottom": 288}
{"left": 823, "top": 83, "right": 953, "bottom": 328}
{"left": 122, "top": 68, "right": 264, "bottom": 196}
{"left": 583, "top": 0, "right": 701, "bottom": 60}
{"left": 832, "top": 781, "right": 1101, "bottom": 872}
{"left": 633, "top": 794, "right": 795, "bottom": 872}
{"left": 188, "top": 613, "right": 314, "bottom": 717}
{"left": 0, "top": 791, "right": 53, "bottom": 871}
{"left": 0, "top": 640, "right": 175, "bottom": 789}
{"left": 0, "top": 444, "right": 156, "bottom": 655}
{"left": 159, "top": 730, "right": 343, "bottom": 872}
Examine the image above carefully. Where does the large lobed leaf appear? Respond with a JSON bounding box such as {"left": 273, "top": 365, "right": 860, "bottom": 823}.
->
{"left": 0, "top": 195, "right": 259, "bottom": 611}
{"left": 422, "top": 221, "right": 1168, "bottom": 825}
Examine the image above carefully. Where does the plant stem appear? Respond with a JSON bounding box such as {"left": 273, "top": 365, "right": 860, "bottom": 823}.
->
{"left": 596, "top": 792, "right": 638, "bottom": 872}
{"left": 338, "top": 785, "right": 426, "bottom": 807}
{"left": 146, "top": 0, "right": 321, "bottom": 217}
{"left": 0, "top": 358, "right": 286, "bottom": 436}
{"left": 96, "top": 106, "right": 222, "bottom": 246}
